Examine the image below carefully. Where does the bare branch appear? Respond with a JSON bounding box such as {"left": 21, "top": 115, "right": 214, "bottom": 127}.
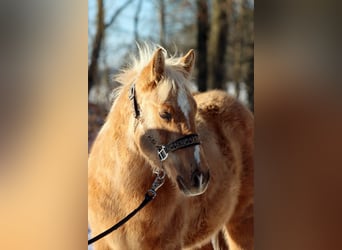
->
{"left": 134, "top": 0, "right": 143, "bottom": 42}
{"left": 105, "top": 0, "right": 135, "bottom": 29}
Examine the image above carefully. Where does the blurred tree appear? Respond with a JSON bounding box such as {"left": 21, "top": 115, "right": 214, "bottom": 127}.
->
{"left": 196, "top": 0, "right": 209, "bottom": 92}
{"left": 232, "top": 0, "right": 243, "bottom": 98}
{"left": 208, "top": 0, "right": 230, "bottom": 90}
{"left": 134, "top": 0, "right": 143, "bottom": 43}
{"left": 242, "top": 0, "right": 254, "bottom": 111}
{"left": 225, "top": 0, "right": 253, "bottom": 109}
{"left": 152, "top": 0, "right": 196, "bottom": 52}
{"left": 88, "top": 0, "right": 134, "bottom": 93}
{"left": 246, "top": 48, "right": 254, "bottom": 112}
{"left": 88, "top": 0, "right": 104, "bottom": 93}
{"left": 157, "top": 0, "right": 166, "bottom": 46}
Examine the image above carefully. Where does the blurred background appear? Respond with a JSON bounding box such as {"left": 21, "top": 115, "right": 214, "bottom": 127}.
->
{"left": 88, "top": 0, "right": 254, "bottom": 145}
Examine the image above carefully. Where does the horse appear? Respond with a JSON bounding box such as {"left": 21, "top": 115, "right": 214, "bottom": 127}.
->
{"left": 88, "top": 44, "right": 254, "bottom": 250}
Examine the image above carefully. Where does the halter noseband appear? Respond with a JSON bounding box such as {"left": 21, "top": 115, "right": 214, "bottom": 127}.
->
{"left": 129, "top": 83, "right": 200, "bottom": 161}
{"left": 156, "top": 134, "right": 200, "bottom": 161}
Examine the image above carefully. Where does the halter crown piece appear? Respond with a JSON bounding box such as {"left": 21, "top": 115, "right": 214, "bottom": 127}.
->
{"left": 129, "top": 83, "right": 141, "bottom": 118}
{"left": 128, "top": 83, "right": 201, "bottom": 162}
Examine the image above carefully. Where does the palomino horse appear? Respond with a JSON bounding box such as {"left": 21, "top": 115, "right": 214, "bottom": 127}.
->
{"left": 88, "top": 44, "right": 254, "bottom": 250}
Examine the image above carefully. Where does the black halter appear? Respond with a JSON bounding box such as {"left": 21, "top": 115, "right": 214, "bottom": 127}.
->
{"left": 156, "top": 134, "right": 200, "bottom": 161}
{"left": 128, "top": 83, "right": 141, "bottom": 118}
{"left": 128, "top": 83, "right": 201, "bottom": 161}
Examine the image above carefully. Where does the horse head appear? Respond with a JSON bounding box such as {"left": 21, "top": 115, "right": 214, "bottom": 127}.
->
{"left": 132, "top": 47, "right": 210, "bottom": 196}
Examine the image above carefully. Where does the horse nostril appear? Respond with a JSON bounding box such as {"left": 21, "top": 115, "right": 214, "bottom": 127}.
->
{"left": 191, "top": 170, "right": 203, "bottom": 188}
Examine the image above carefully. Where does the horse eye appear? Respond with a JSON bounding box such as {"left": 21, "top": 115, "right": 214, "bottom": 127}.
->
{"left": 159, "top": 111, "right": 172, "bottom": 121}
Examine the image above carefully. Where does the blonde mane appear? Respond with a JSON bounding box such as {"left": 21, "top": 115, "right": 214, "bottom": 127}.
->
{"left": 112, "top": 43, "right": 195, "bottom": 103}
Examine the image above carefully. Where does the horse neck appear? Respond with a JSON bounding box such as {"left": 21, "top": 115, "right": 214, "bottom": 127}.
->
{"left": 105, "top": 85, "right": 180, "bottom": 205}
{"left": 107, "top": 85, "right": 154, "bottom": 193}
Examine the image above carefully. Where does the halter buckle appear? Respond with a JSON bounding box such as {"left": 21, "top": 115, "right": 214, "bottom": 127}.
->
{"left": 158, "top": 146, "right": 168, "bottom": 161}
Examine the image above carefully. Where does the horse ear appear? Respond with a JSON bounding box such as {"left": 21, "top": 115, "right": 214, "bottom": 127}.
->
{"left": 180, "top": 49, "right": 195, "bottom": 77}
{"left": 142, "top": 48, "right": 165, "bottom": 88}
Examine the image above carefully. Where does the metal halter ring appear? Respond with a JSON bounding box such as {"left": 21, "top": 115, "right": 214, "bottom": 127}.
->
{"left": 148, "top": 170, "right": 166, "bottom": 198}
{"left": 157, "top": 146, "right": 168, "bottom": 161}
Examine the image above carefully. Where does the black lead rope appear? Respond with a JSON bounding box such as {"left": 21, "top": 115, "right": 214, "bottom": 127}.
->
{"left": 88, "top": 193, "right": 154, "bottom": 245}
{"left": 88, "top": 171, "right": 165, "bottom": 245}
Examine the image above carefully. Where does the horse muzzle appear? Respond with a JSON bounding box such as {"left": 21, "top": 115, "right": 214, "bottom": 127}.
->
{"left": 176, "top": 170, "right": 210, "bottom": 196}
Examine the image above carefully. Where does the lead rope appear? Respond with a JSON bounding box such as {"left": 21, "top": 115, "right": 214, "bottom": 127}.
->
{"left": 88, "top": 170, "right": 165, "bottom": 245}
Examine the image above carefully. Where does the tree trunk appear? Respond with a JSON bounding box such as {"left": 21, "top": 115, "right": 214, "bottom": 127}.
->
{"left": 134, "top": 0, "right": 143, "bottom": 43}
{"left": 158, "top": 0, "right": 166, "bottom": 46}
{"left": 242, "top": 0, "right": 254, "bottom": 112}
{"left": 196, "top": 0, "right": 209, "bottom": 92}
{"left": 208, "top": 0, "right": 230, "bottom": 90}
{"left": 246, "top": 50, "right": 254, "bottom": 112}
{"left": 88, "top": 0, "right": 105, "bottom": 93}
